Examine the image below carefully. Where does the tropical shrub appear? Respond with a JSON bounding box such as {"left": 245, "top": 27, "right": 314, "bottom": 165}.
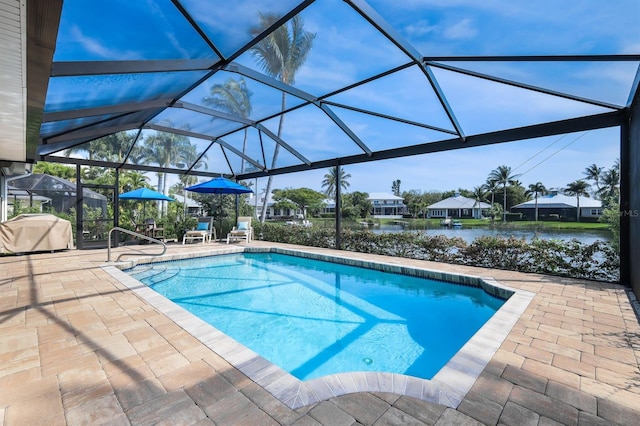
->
{"left": 254, "top": 224, "right": 620, "bottom": 282}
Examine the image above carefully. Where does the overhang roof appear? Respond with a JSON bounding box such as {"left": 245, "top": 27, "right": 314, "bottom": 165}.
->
{"left": 0, "top": 0, "right": 26, "bottom": 163}
{"left": 513, "top": 193, "right": 601, "bottom": 209}
{"left": 428, "top": 195, "right": 491, "bottom": 210}
{"left": 4, "top": 1, "right": 640, "bottom": 181}
{"left": 8, "top": 174, "right": 108, "bottom": 200}
{"left": 368, "top": 193, "right": 404, "bottom": 201}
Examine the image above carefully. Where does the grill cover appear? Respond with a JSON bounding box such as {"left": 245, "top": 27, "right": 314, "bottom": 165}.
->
{"left": 0, "top": 214, "right": 74, "bottom": 254}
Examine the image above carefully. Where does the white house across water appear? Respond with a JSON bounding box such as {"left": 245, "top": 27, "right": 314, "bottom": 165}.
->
{"left": 427, "top": 193, "right": 491, "bottom": 219}
{"left": 368, "top": 192, "right": 407, "bottom": 218}
{"left": 511, "top": 193, "right": 603, "bottom": 220}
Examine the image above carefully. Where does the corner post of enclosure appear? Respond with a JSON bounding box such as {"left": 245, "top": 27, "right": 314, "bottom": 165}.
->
{"left": 335, "top": 164, "right": 342, "bottom": 250}
{"left": 622, "top": 97, "right": 640, "bottom": 298}
{"left": 75, "top": 164, "right": 83, "bottom": 249}
{"left": 620, "top": 120, "right": 630, "bottom": 285}
{"left": 114, "top": 168, "right": 120, "bottom": 248}
{"left": 0, "top": 168, "right": 7, "bottom": 223}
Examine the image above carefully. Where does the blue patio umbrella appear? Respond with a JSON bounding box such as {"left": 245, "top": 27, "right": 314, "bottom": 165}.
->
{"left": 119, "top": 187, "right": 175, "bottom": 201}
{"left": 186, "top": 177, "right": 253, "bottom": 239}
{"left": 185, "top": 177, "right": 252, "bottom": 195}
{"left": 119, "top": 187, "right": 174, "bottom": 220}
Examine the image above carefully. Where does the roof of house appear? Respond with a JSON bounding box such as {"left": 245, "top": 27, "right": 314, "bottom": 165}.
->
{"left": 428, "top": 194, "right": 491, "bottom": 209}
{"left": 322, "top": 199, "right": 336, "bottom": 208}
{"left": 8, "top": 174, "right": 107, "bottom": 200}
{"left": 512, "top": 193, "right": 602, "bottom": 209}
{"left": 368, "top": 192, "right": 404, "bottom": 201}
{"left": 7, "top": 188, "right": 51, "bottom": 203}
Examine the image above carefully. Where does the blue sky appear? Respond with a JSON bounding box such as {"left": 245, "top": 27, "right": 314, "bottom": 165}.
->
{"left": 249, "top": 0, "right": 637, "bottom": 196}
{"left": 262, "top": 127, "right": 621, "bottom": 196}
{"left": 51, "top": 0, "right": 639, "bottom": 197}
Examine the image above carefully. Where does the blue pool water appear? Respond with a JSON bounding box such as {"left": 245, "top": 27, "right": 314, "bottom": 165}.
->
{"left": 127, "top": 252, "right": 506, "bottom": 381}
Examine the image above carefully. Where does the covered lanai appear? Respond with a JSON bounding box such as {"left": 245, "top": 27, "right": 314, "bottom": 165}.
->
{"left": 2, "top": 0, "right": 639, "bottom": 294}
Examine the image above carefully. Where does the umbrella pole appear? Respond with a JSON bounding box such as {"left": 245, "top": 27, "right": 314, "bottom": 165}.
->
{"left": 218, "top": 193, "right": 222, "bottom": 242}
{"left": 235, "top": 194, "right": 239, "bottom": 226}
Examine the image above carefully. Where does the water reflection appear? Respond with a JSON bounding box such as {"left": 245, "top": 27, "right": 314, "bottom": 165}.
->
{"left": 367, "top": 223, "right": 612, "bottom": 245}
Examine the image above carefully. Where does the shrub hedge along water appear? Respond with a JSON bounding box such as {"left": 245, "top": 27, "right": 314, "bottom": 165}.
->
{"left": 253, "top": 223, "right": 619, "bottom": 282}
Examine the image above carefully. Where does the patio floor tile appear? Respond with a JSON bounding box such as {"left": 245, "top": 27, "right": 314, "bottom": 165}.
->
{"left": 1, "top": 242, "right": 639, "bottom": 425}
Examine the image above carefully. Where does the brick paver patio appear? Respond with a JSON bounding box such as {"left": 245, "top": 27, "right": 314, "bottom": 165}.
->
{"left": 1, "top": 241, "right": 638, "bottom": 425}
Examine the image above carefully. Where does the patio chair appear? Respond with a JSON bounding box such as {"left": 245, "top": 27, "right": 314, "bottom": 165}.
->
{"left": 183, "top": 217, "right": 215, "bottom": 244}
{"left": 226, "top": 216, "right": 252, "bottom": 244}
{"left": 144, "top": 218, "right": 164, "bottom": 241}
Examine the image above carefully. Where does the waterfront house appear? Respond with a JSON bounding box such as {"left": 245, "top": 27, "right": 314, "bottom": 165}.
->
{"left": 251, "top": 192, "right": 305, "bottom": 220}
{"left": 368, "top": 192, "right": 407, "bottom": 218}
{"left": 427, "top": 193, "right": 490, "bottom": 219}
{"left": 511, "top": 192, "right": 602, "bottom": 220}
{"left": 320, "top": 199, "right": 336, "bottom": 215}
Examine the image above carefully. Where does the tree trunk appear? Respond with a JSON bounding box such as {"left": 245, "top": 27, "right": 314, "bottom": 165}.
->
{"left": 241, "top": 129, "right": 248, "bottom": 174}
{"left": 161, "top": 171, "right": 169, "bottom": 216}
{"left": 259, "top": 92, "right": 287, "bottom": 223}
{"left": 155, "top": 173, "right": 164, "bottom": 219}
{"left": 503, "top": 186, "right": 507, "bottom": 222}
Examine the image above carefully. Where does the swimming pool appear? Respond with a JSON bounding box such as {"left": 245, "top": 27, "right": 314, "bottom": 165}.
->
{"left": 128, "top": 252, "right": 505, "bottom": 381}
{"left": 106, "top": 247, "right": 533, "bottom": 408}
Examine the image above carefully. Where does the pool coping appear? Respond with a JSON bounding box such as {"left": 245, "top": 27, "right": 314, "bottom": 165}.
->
{"left": 102, "top": 247, "right": 534, "bottom": 409}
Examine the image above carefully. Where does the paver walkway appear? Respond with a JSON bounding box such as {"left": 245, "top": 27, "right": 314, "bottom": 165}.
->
{"left": 1, "top": 241, "right": 638, "bottom": 425}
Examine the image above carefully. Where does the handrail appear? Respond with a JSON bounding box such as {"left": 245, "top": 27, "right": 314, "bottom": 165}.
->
{"left": 107, "top": 227, "right": 167, "bottom": 262}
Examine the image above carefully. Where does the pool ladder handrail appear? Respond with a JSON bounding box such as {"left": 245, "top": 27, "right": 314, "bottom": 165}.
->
{"left": 107, "top": 227, "right": 167, "bottom": 262}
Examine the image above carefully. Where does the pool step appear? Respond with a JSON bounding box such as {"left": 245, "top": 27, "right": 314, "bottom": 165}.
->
{"left": 129, "top": 265, "right": 180, "bottom": 284}
{"left": 147, "top": 267, "right": 182, "bottom": 285}
{"left": 127, "top": 265, "right": 159, "bottom": 280}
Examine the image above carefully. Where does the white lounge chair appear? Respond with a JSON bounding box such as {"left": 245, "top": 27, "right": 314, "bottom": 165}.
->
{"left": 183, "top": 217, "right": 215, "bottom": 244}
{"left": 227, "top": 216, "right": 252, "bottom": 244}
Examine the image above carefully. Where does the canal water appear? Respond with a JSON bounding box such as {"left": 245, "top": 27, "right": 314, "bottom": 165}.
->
{"left": 368, "top": 224, "right": 613, "bottom": 245}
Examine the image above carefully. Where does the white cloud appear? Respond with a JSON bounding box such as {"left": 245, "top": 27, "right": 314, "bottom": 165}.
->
{"left": 443, "top": 18, "right": 477, "bottom": 40}
{"left": 144, "top": 0, "right": 191, "bottom": 59}
{"left": 70, "top": 26, "right": 140, "bottom": 60}
{"left": 623, "top": 42, "right": 640, "bottom": 54}
{"left": 404, "top": 20, "right": 438, "bottom": 37}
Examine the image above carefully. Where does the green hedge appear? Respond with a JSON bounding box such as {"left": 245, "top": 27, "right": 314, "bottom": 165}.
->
{"left": 252, "top": 223, "right": 619, "bottom": 282}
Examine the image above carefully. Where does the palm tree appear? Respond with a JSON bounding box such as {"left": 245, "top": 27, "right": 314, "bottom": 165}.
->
{"left": 482, "top": 179, "right": 499, "bottom": 221}
{"left": 176, "top": 146, "right": 207, "bottom": 217}
{"left": 483, "top": 179, "right": 499, "bottom": 207}
{"left": 64, "top": 132, "right": 136, "bottom": 162}
{"left": 471, "top": 185, "right": 486, "bottom": 219}
{"left": 597, "top": 166, "right": 620, "bottom": 205}
{"left": 488, "top": 165, "right": 521, "bottom": 222}
{"left": 564, "top": 180, "right": 590, "bottom": 222}
{"left": 63, "top": 140, "right": 100, "bottom": 161}
{"left": 203, "top": 77, "right": 252, "bottom": 173}
{"left": 119, "top": 170, "right": 149, "bottom": 193}
{"left": 33, "top": 162, "right": 76, "bottom": 180}
{"left": 127, "top": 142, "right": 150, "bottom": 166}
{"left": 583, "top": 163, "right": 604, "bottom": 195}
{"left": 391, "top": 179, "right": 401, "bottom": 196}
{"left": 142, "top": 129, "right": 193, "bottom": 215}
{"left": 525, "top": 182, "right": 547, "bottom": 221}
{"left": 321, "top": 167, "right": 351, "bottom": 199}
{"left": 250, "top": 13, "right": 316, "bottom": 223}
